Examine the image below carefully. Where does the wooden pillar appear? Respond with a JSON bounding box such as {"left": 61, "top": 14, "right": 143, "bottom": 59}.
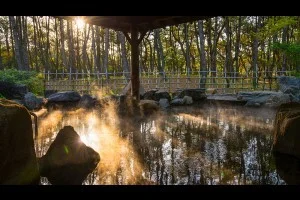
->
{"left": 131, "top": 26, "right": 139, "bottom": 102}
{"left": 123, "top": 29, "right": 146, "bottom": 103}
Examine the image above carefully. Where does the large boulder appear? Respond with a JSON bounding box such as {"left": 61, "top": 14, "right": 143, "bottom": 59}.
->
{"left": 0, "top": 81, "right": 28, "bottom": 100}
{"left": 206, "top": 88, "right": 218, "bottom": 95}
{"left": 24, "top": 92, "right": 45, "bottom": 110}
{"left": 47, "top": 91, "right": 81, "bottom": 102}
{"left": 170, "top": 98, "right": 184, "bottom": 106}
{"left": 183, "top": 96, "right": 193, "bottom": 105}
{"left": 0, "top": 99, "right": 40, "bottom": 185}
{"left": 238, "top": 91, "right": 291, "bottom": 108}
{"left": 272, "top": 103, "right": 300, "bottom": 159}
{"left": 159, "top": 98, "right": 170, "bottom": 110}
{"left": 170, "top": 96, "right": 193, "bottom": 106}
{"left": 139, "top": 100, "right": 159, "bottom": 116}
{"left": 278, "top": 76, "right": 300, "bottom": 102}
{"left": 154, "top": 90, "right": 171, "bottom": 102}
{"left": 47, "top": 91, "right": 81, "bottom": 110}
{"left": 78, "top": 94, "right": 96, "bottom": 109}
{"left": 44, "top": 90, "right": 58, "bottom": 98}
{"left": 177, "top": 89, "right": 206, "bottom": 101}
{"left": 143, "top": 89, "right": 158, "bottom": 101}
{"left": 38, "top": 126, "right": 100, "bottom": 185}
{"left": 143, "top": 89, "right": 171, "bottom": 102}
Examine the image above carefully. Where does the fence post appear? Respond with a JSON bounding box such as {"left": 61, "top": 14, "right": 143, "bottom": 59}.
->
{"left": 114, "top": 70, "right": 116, "bottom": 92}
{"left": 69, "top": 67, "right": 72, "bottom": 81}
{"left": 147, "top": 70, "right": 150, "bottom": 91}
{"left": 177, "top": 70, "right": 179, "bottom": 90}
{"left": 198, "top": 70, "right": 201, "bottom": 89}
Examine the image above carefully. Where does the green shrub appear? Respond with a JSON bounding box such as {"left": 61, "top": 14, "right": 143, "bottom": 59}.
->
{"left": 291, "top": 70, "right": 300, "bottom": 77}
{"left": 0, "top": 93, "right": 5, "bottom": 99}
{"left": 0, "top": 69, "right": 44, "bottom": 96}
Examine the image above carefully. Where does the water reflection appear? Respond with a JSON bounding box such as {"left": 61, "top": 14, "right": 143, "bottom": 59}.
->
{"left": 35, "top": 105, "right": 286, "bottom": 185}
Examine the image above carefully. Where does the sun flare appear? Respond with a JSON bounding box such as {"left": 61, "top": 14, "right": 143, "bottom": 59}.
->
{"left": 75, "top": 17, "right": 85, "bottom": 29}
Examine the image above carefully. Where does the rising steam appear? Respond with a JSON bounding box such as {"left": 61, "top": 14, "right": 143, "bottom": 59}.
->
{"left": 37, "top": 99, "right": 145, "bottom": 185}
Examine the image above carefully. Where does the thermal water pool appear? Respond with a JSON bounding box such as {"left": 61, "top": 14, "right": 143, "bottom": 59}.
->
{"left": 35, "top": 104, "right": 286, "bottom": 185}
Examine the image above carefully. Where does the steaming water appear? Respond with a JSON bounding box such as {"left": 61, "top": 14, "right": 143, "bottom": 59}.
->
{"left": 35, "top": 104, "right": 286, "bottom": 185}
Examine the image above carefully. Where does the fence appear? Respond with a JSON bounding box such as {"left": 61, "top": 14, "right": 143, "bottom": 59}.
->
{"left": 44, "top": 70, "right": 293, "bottom": 95}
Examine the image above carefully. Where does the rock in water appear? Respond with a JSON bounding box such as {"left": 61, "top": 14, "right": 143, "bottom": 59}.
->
{"left": 0, "top": 99, "right": 40, "bottom": 185}
{"left": 38, "top": 126, "right": 100, "bottom": 185}
{"left": 183, "top": 96, "right": 193, "bottom": 105}
{"left": 143, "top": 89, "right": 158, "bottom": 101}
{"left": 159, "top": 98, "right": 170, "bottom": 110}
{"left": 24, "top": 92, "right": 44, "bottom": 110}
{"left": 177, "top": 89, "right": 206, "bottom": 101}
{"left": 170, "top": 98, "right": 184, "bottom": 106}
{"left": 273, "top": 103, "right": 300, "bottom": 159}
{"left": 238, "top": 91, "right": 291, "bottom": 108}
{"left": 139, "top": 100, "right": 159, "bottom": 116}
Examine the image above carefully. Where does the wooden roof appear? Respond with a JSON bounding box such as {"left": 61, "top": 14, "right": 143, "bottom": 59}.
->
{"left": 57, "top": 16, "right": 213, "bottom": 32}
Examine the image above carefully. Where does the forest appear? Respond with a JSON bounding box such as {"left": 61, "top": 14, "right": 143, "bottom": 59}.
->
{"left": 0, "top": 16, "right": 299, "bottom": 82}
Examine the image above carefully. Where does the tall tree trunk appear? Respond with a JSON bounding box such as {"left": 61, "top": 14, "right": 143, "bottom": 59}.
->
{"left": 211, "top": 17, "right": 225, "bottom": 83}
{"left": 145, "top": 37, "right": 154, "bottom": 72}
{"left": 67, "top": 20, "right": 76, "bottom": 78}
{"left": 4, "top": 25, "right": 10, "bottom": 59}
{"left": 36, "top": 17, "right": 46, "bottom": 71}
{"left": 91, "top": 25, "right": 98, "bottom": 74}
{"left": 199, "top": 20, "right": 207, "bottom": 89}
{"left": 9, "top": 16, "right": 23, "bottom": 70}
{"left": 252, "top": 16, "right": 261, "bottom": 89}
{"left": 207, "top": 19, "right": 212, "bottom": 73}
{"left": 95, "top": 27, "right": 102, "bottom": 73}
{"left": 118, "top": 31, "right": 130, "bottom": 81}
{"left": 281, "top": 25, "right": 288, "bottom": 74}
{"left": 154, "top": 29, "right": 165, "bottom": 78}
{"left": 234, "top": 16, "right": 242, "bottom": 81}
{"left": 9, "top": 18, "right": 16, "bottom": 67}
{"left": 142, "top": 40, "right": 147, "bottom": 72}
{"left": 45, "top": 17, "right": 51, "bottom": 71}
{"left": 25, "top": 17, "right": 32, "bottom": 69}
{"left": 172, "top": 26, "right": 186, "bottom": 73}
{"left": 21, "top": 16, "right": 29, "bottom": 70}
{"left": 211, "top": 18, "right": 218, "bottom": 83}
{"left": 32, "top": 17, "right": 39, "bottom": 71}
{"left": 82, "top": 25, "right": 90, "bottom": 74}
{"left": 76, "top": 26, "right": 80, "bottom": 71}
{"left": 54, "top": 18, "right": 59, "bottom": 69}
{"left": 184, "top": 24, "right": 191, "bottom": 77}
{"left": 169, "top": 27, "right": 177, "bottom": 72}
{"left": 59, "top": 19, "right": 68, "bottom": 71}
{"left": 224, "top": 17, "right": 232, "bottom": 88}
{"left": 104, "top": 28, "right": 110, "bottom": 79}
